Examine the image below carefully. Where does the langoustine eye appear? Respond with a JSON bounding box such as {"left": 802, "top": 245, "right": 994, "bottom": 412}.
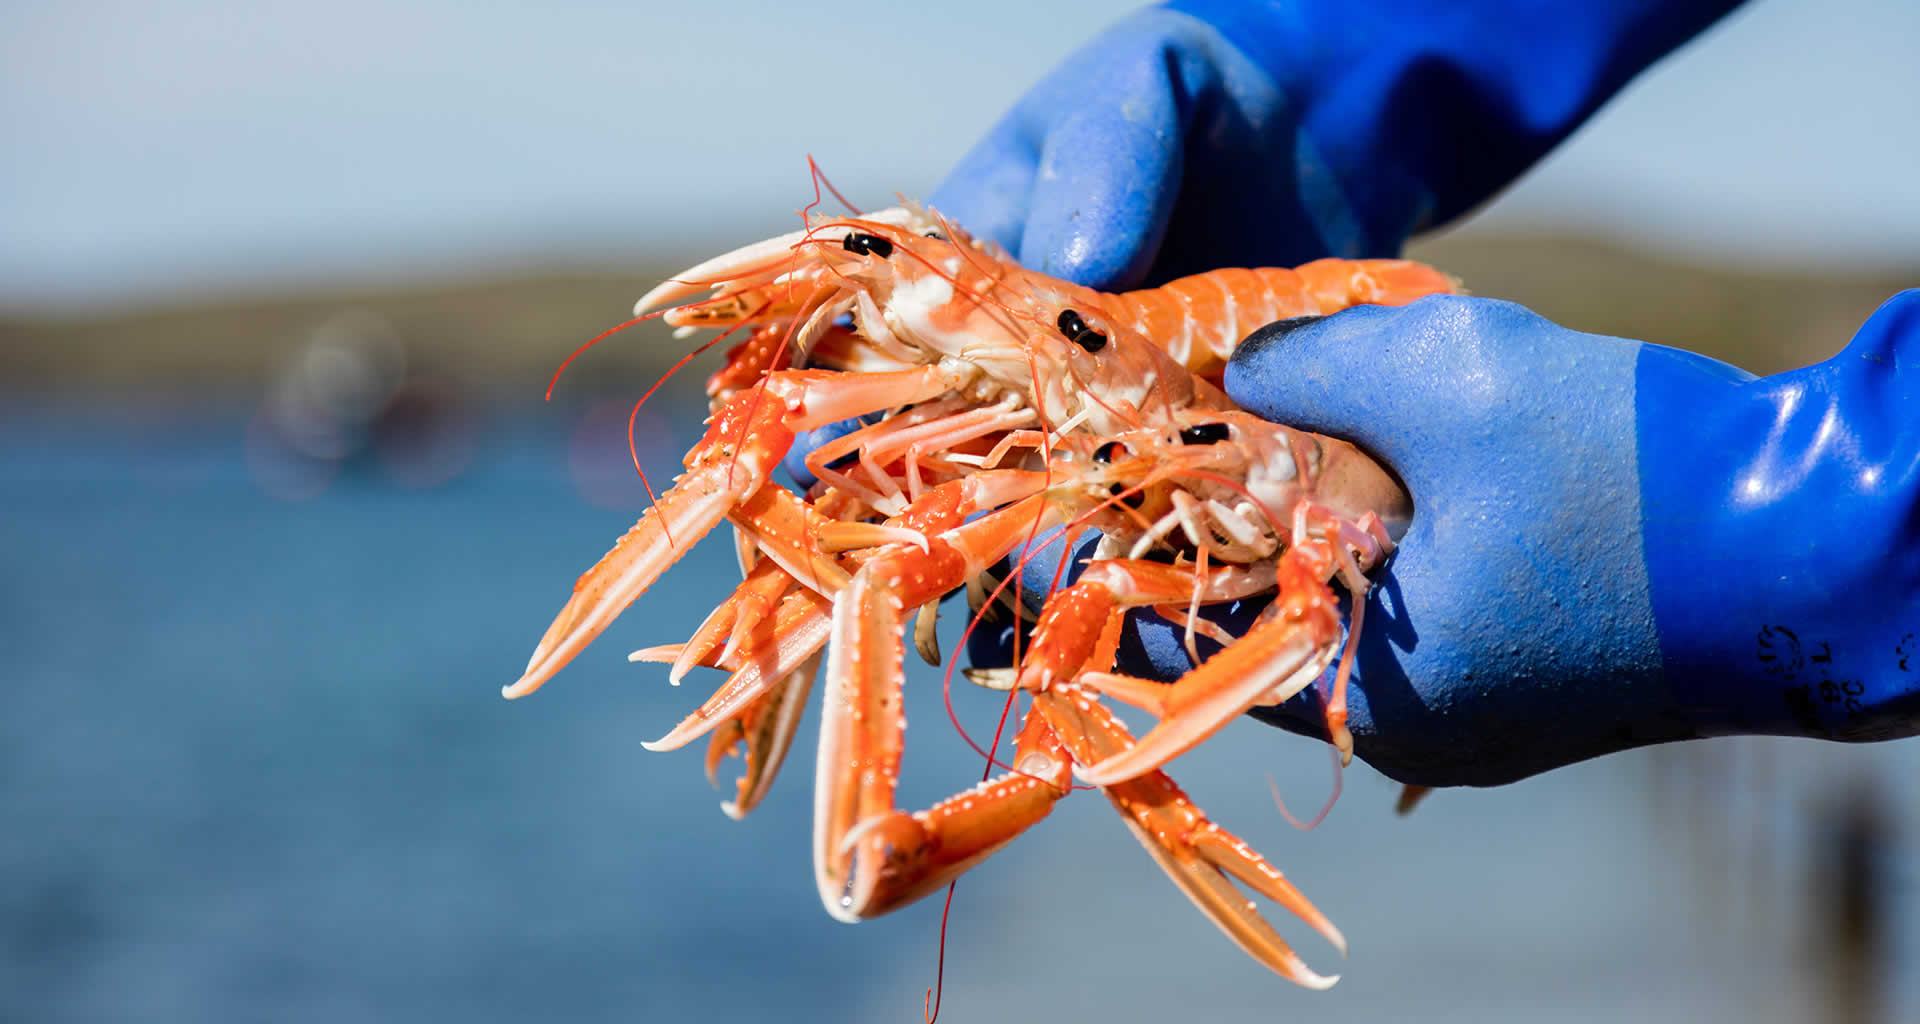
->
{"left": 1178, "top": 423, "right": 1231, "bottom": 445}
{"left": 1056, "top": 308, "right": 1107, "bottom": 353}
{"left": 841, "top": 232, "right": 894, "bottom": 258}
{"left": 1091, "top": 441, "right": 1143, "bottom": 507}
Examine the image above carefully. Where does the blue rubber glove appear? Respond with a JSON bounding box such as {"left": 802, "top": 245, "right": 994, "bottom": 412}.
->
{"left": 928, "top": 0, "right": 1742, "bottom": 290}
{"left": 792, "top": 0, "right": 1744, "bottom": 486}
{"left": 1108, "top": 293, "right": 1920, "bottom": 787}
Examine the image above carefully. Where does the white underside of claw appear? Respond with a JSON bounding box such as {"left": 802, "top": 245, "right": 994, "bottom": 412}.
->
{"left": 1073, "top": 633, "right": 1334, "bottom": 787}
{"left": 1117, "top": 813, "right": 1340, "bottom": 990}
{"left": 502, "top": 463, "right": 743, "bottom": 701}
{"left": 814, "top": 576, "right": 867, "bottom": 923}
{"left": 719, "top": 652, "right": 820, "bottom": 821}
{"left": 640, "top": 604, "right": 832, "bottom": 753}
{"left": 633, "top": 207, "right": 922, "bottom": 317}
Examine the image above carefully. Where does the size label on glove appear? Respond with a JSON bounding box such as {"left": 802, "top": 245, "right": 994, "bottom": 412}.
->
{"left": 1758, "top": 624, "right": 1917, "bottom": 741}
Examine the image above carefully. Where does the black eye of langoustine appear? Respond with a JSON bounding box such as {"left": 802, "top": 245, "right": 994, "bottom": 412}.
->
{"left": 1056, "top": 308, "right": 1108, "bottom": 353}
{"left": 1090, "top": 442, "right": 1143, "bottom": 507}
{"left": 1178, "top": 423, "right": 1231, "bottom": 445}
{"left": 841, "top": 232, "right": 894, "bottom": 259}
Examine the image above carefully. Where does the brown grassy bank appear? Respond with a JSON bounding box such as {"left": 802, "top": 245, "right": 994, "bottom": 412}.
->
{"left": 3, "top": 235, "right": 1910, "bottom": 403}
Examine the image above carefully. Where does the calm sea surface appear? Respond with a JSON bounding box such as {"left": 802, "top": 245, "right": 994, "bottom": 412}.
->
{"left": 4, "top": 405, "right": 1915, "bottom": 1022}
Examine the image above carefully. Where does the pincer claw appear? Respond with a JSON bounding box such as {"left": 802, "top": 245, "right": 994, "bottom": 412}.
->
{"left": 502, "top": 457, "right": 748, "bottom": 700}
{"left": 1031, "top": 689, "right": 1344, "bottom": 987}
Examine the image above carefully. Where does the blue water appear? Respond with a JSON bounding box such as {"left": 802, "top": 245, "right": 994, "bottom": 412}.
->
{"left": 5, "top": 405, "right": 1916, "bottom": 1022}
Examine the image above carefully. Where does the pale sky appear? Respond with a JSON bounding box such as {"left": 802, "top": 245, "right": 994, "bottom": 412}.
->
{"left": 3, "top": 0, "right": 1915, "bottom": 312}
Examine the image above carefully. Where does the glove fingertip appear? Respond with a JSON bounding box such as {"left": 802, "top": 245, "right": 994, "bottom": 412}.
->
{"left": 1019, "top": 113, "right": 1182, "bottom": 289}
{"left": 1224, "top": 305, "right": 1430, "bottom": 473}
{"left": 1227, "top": 314, "right": 1365, "bottom": 427}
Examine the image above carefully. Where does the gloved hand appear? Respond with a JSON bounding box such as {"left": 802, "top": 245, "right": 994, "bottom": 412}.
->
{"left": 927, "top": 0, "right": 1742, "bottom": 291}
{"left": 1087, "top": 293, "right": 1920, "bottom": 787}
{"left": 927, "top": 4, "right": 1346, "bottom": 290}
{"left": 792, "top": 0, "right": 1743, "bottom": 485}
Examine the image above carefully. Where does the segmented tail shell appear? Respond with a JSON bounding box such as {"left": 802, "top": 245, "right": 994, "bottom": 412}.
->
{"left": 1101, "top": 260, "right": 1462, "bottom": 381}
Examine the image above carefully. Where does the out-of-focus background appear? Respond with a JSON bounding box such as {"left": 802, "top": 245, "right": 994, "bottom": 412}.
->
{"left": 5, "top": 1, "right": 1917, "bottom": 1021}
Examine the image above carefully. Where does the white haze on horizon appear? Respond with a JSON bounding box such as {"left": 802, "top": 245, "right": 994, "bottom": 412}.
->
{"left": 3, "top": 0, "right": 1914, "bottom": 312}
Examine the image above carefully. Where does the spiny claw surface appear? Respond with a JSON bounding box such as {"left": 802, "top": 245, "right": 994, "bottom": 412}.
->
{"left": 1074, "top": 548, "right": 1344, "bottom": 786}
{"left": 705, "top": 652, "right": 820, "bottom": 820}
{"left": 643, "top": 586, "right": 832, "bottom": 752}
{"left": 1034, "top": 687, "right": 1343, "bottom": 988}
{"left": 504, "top": 458, "right": 749, "bottom": 700}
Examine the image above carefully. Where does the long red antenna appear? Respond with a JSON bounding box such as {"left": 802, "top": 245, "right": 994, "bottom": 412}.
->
{"left": 924, "top": 647, "right": 1025, "bottom": 1024}
{"left": 545, "top": 315, "right": 649, "bottom": 401}
{"left": 806, "top": 154, "right": 863, "bottom": 216}
{"left": 1269, "top": 744, "right": 1344, "bottom": 831}
{"left": 923, "top": 882, "right": 957, "bottom": 1023}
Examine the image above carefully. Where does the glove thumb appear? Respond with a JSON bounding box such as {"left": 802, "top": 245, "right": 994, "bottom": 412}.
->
{"left": 1223, "top": 303, "right": 1457, "bottom": 481}
{"left": 1016, "top": 105, "right": 1183, "bottom": 289}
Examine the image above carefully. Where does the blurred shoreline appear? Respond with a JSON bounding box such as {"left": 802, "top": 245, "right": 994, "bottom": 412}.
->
{"left": 5, "top": 232, "right": 1912, "bottom": 405}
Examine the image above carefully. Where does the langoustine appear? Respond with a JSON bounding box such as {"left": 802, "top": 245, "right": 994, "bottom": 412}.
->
{"left": 503, "top": 202, "right": 1443, "bottom": 985}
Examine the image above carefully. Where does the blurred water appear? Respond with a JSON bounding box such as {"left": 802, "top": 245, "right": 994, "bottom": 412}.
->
{"left": 4, "top": 406, "right": 1916, "bottom": 1022}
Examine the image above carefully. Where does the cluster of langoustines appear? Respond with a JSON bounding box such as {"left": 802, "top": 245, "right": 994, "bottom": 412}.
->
{"left": 501, "top": 202, "right": 1457, "bottom": 988}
